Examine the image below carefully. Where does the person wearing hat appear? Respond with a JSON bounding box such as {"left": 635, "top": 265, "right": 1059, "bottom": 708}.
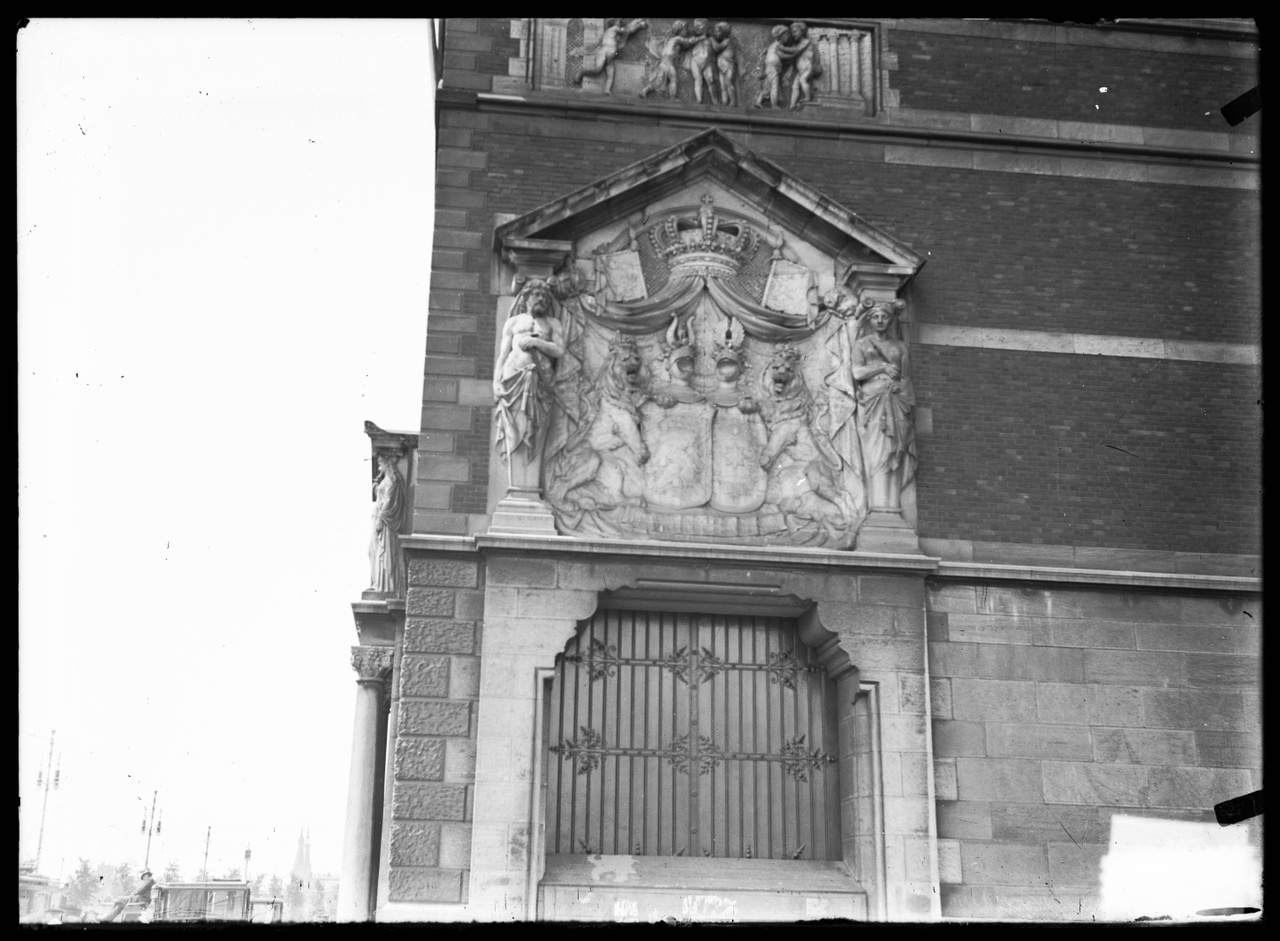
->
{"left": 101, "top": 869, "right": 156, "bottom": 922}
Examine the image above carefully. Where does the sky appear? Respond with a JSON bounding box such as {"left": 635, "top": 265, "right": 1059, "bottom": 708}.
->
{"left": 18, "top": 19, "right": 435, "bottom": 884}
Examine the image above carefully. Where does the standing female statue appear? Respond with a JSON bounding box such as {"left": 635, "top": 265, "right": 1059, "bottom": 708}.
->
{"left": 493, "top": 277, "right": 566, "bottom": 491}
{"left": 368, "top": 452, "right": 406, "bottom": 595}
{"left": 851, "top": 299, "right": 915, "bottom": 511}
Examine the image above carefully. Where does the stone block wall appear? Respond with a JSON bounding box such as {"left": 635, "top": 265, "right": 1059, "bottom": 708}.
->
{"left": 926, "top": 580, "right": 1261, "bottom": 920}
{"left": 384, "top": 550, "right": 485, "bottom": 906}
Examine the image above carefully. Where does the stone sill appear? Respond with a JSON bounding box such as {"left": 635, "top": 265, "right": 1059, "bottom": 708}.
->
{"left": 541, "top": 853, "right": 866, "bottom": 895}
{"left": 450, "top": 89, "right": 1257, "bottom": 168}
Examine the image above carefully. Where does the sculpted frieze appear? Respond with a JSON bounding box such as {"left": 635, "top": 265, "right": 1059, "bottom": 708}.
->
{"left": 538, "top": 19, "right": 875, "bottom": 115}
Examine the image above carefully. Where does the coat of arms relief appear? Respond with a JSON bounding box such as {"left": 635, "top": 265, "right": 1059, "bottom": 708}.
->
{"left": 490, "top": 135, "right": 925, "bottom": 551}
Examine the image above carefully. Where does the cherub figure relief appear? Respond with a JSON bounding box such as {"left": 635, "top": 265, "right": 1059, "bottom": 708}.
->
{"left": 575, "top": 18, "right": 647, "bottom": 95}
{"left": 711, "top": 22, "right": 738, "bottom": 107}
{"left": 639, "top": 20, "right": 699, "bottom": 99}
{"left": 782, "top": 21, "right": 823, "bottom": 110}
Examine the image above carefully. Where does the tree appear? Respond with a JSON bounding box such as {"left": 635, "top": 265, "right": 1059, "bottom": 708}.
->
{"left": 284, "top": 877, "right": 306, "bottom": 922}
{"left": 249, "top": 873, "right": 266, "bottom": 897}
{"left": 221, "top": 867, "right": 242, "bottom": 880}
{"left": 162, "top": 861, "right": 182, "bottom": 883}
{"left": 111, "top": 862, "right": 135, "bottom": 898}
{"left": 267, "top": 874, "right": 283, "bottom": 898}
{"left": 65, "top": 859, "right": 100, "bottom": 909}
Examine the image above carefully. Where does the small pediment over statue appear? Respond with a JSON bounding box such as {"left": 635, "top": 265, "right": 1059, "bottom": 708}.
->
{"left": 490, "top": 129, "right": 926, "bottom": 552}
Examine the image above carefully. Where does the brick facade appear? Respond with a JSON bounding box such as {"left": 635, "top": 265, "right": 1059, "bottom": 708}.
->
{"left": 353, "top": 17, "right": 1260, "bottom": 924}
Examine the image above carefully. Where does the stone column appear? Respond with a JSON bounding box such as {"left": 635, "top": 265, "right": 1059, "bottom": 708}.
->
{"left": 337, "top": 645, "right": 393, "bottom": 922}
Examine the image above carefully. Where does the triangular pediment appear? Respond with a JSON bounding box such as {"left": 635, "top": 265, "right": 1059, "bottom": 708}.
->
{"left": 494, "top": 128, "right": 926, "bottom": 284}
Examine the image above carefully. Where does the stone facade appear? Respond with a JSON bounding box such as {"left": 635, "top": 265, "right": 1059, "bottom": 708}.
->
{"left": 342, "top": 17, "right": 1261, "bottom": 924}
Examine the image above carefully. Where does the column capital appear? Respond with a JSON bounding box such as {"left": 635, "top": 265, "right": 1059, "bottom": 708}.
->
{"left": 350, "top": 645, "right": 394, "bottom": 683}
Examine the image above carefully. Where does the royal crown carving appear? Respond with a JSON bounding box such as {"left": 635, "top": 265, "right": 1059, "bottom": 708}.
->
{"left": 650, "top": 195, "right": 759, "bottom": 276}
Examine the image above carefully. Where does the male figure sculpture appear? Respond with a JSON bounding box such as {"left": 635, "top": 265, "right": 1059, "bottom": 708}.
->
{"left": 640, "top": 20, "right": 698, "bottom": 99}
{"left": 576, "top": 18, "right": 647, "bottom": 95}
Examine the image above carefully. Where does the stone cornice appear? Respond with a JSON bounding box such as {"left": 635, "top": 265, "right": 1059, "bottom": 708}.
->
{"left": 399, "top": 534, "right": 1258, "bottom": 592}
{"left": 933, "top": 561, "right": 1261, "bottom": 594}
{"left": 448, "top": 90, "right": 1257, "bottom": 170}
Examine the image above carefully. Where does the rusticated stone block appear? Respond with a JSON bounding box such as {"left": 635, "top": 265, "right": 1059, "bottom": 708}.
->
{"left": 394, "top": 782, "right": 468, "bottom": 821}
{"left": 444, "top": 737, "right": 476, "bottom": 783}
{"left": 390, "top": 821, "right": 441, "bottom": 867}
{"left": 1184, "top": 652, "right": 1260, "bottom": 689}
{"left": 990, "top": 803, "right": 1105, "bottom": 844}
{"left": 406, "top": 588, "right": 456, "bottom": 617}
{"left": 1083, "top": 649, "right": 1186, "bottom": 687}
{"left": 1143, "top": 689, "right": 1257, "bottom": 731}
{"left": 985, "top": 722, "right": 1092, "bottom": 760}
{"left": 960, "top": 842, "right": 1048, "bottom": 886}
{"left": 1040, "top": 761, "right": 1149, "bottom": 806}
{"left": 1037, "top": 683, "right": 1144, "bottom": 727}
{"left": 942, "top": 884, "right": 1100, "bottom": 920}
{"left": 1047, "top": 842, "right": 1106, "bottom": 886}
{"left": 977, "top": 644, "right": 1084, "bottom": 682}
{"left": 405, "top": 618, "right": 476, "bottom": 654}
{"left": 408, "top": 558, "right": 479, "bottom": 588}
{"left": 454, "top": 588, "right": 485, "bottom": 619}
{"left": 936, "top": 801, "right": 992, "bottom": 840}
{"left": 400, "top": 655, "right": 450, "bottom": 698}
{"left": 387, "top": 868, "right": 463, "bottom": 903}
{"left": 399, "top": 700, "right": 472, "bottom": 737}
{"left": 396, "top": 736, "right": 446, "bottom": 781}
{"left": 485, "top": 557, "right": 557, "bottom": 587}
{"left": 859, "top": 575, "right": 925, "bottom": 607}
{"left": 1195, "top": 730, "right": 1261, "bottom": 768}
{"left": 438, "top": 823, "right": 472, "bottom": 869}
{"left": 1135, "top": 622, "right": 1261, "bottom": 656}
{"left": 1147, "top": 766, "right": 1253, "bottom": 809}
{"left": 934, "top": 759, "right": 958, "bottom": 800}
{"left": 1092, "top": 728, "right": 1197, "bottom": 765}
{"left": 955, "top": 757, "right": 1044, "bottom": 802}
{"left": 951, "top": 678, "right": 1037, "bottom": 721}
{"left": 932, "top": 719, "right": 987, "bottom": 757}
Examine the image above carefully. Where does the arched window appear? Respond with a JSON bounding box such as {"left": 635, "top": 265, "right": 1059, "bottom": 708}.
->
{"left": 546, "top": 609, "right": 841, "bottom": 860}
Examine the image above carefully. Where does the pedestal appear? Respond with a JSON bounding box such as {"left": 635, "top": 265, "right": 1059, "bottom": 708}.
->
{"left": 855, "top": 509, "right": 922, "bottom": 554}
{"left": 488, "top": 488, "right": 559, "bottom": 535}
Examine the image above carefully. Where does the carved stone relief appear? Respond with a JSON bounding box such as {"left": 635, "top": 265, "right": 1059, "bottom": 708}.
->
{"left": 536, "top": 18, "right": 875, "bottom": 114}
{"left": 495, "top": 187, "right": 918, "bottom": 549}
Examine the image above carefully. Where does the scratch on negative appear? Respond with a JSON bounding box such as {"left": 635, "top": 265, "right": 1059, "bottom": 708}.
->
{"left": 1059, "top": 820, "right": 1080, "bottom": 847}
{"left": 1103, "top": 444, "right": 1139, "bottom": 458}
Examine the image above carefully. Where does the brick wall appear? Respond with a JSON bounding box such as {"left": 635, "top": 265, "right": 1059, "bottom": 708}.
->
{"left": 914, "top": 348, "right": 1262, "bottom": 553}
{"left": 927, "top": 581, "right": 1261, "bottom": 919}
{"left": 420, "top": 111, "right": 1260, "bottom": 551}
{"left": 890, "top": 28, "right": 1258, "bottom": 134}
{"left": 387, "top": 552, "right": 485, "bottom": 904}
